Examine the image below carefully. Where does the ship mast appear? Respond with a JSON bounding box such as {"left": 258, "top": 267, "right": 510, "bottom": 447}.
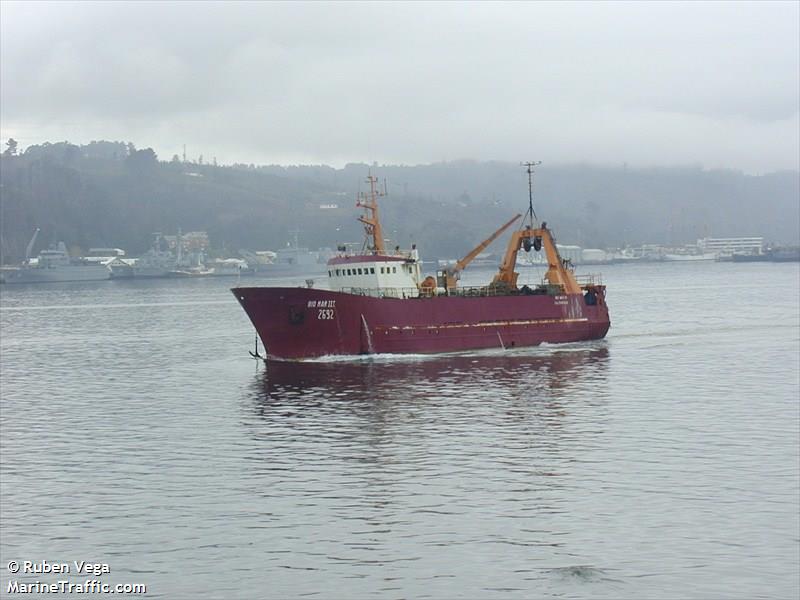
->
{"left": 356, "top": 174, "right": 386, "bottom": 254}
{"left": 522, "top": 160, "right": 541, "bottom": 228}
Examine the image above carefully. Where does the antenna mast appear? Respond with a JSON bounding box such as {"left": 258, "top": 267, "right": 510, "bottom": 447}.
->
{"left": 521, "top": 161, "right": 541, "bottom": 227}
{"left": 356, "top": 173, "right": 387, "bottom": 254}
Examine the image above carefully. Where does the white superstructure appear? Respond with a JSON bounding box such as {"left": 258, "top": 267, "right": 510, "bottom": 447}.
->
{"left": 327, "top": 248, "right": 423, "bottom": 297}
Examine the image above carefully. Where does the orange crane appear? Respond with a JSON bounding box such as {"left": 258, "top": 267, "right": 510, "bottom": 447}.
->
{"left": 492, "top": 222, "right": 581, "bottom": 294}
{"left": 490, "top": 160, "right": 582, "bottom": 295}
{"left": 440, "top": 213, "right": 522, "bottom": 293}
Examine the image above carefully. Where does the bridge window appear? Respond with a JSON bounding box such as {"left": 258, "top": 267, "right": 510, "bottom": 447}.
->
{"left": 357, "top": 268, "right": 363, "bottom": 275}
{"left": 370, "top": 267, "right": 375, "bottom": 274}
{"left": 380, "top": 267, "right": 385, "bottom": 274}
{"left": 392, "top": 266, "right": 397, "bottom": 273}
{"left": 347, "top": 269, "right": 352, "bottom": 275}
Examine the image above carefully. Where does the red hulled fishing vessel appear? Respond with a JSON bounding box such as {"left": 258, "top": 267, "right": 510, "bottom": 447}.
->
{"left": 233, "top": 164, "right": 610, "bottom": 360}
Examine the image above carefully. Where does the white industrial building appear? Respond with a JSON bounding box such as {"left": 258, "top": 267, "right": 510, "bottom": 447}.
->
{"left": 697, "top": 237, "right": 764, "bottom": 256}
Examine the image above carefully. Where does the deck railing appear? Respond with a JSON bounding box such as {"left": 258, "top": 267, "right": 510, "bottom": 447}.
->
{"left": 575, "top": 273, "right": 603, "bottom": 286}
{"left": 341, "top": 287, "right": 421, "bottom": 299}
{"left": 338, "top": 277, "right": 603, "bottom": 299}
{"left": 340, "top": 284, "right": 570, "bottom": 299}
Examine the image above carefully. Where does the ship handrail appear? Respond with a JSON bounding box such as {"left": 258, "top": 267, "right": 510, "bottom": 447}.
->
{"left": 449, "top": 286, "right": 511, "bottom": 297}
{"left": 575, "top": 273, "right": 603, "bottom": 286}
{"left": 341, "top": 287, "right": 421, "bottom": 299}
{"left": 340, "top": 284, "right": 575, "bottom": 299}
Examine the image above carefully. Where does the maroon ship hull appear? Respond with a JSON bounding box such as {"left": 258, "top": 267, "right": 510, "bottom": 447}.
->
{"left": 233, "top": 286, "right": 610, "bottom": 360}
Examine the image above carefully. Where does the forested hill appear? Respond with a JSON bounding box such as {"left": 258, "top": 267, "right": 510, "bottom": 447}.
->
{"left": 1, "top": 140, "right": 798, "bottom": 263}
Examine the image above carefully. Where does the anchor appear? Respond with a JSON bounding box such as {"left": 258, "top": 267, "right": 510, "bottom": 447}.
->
{"left": 249, "top": 332, "right": 265, "bottom": 360}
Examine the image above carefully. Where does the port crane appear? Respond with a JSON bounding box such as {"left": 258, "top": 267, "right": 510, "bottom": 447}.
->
{"left": 24, "top": 228, "right": 40, "bottom": 262}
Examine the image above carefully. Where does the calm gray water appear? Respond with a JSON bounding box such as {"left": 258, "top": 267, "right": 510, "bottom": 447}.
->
{"left": 1, "top": 262, "right": 798, "bottom": 599}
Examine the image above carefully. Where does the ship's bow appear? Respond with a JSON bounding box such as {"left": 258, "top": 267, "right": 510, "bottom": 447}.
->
{"left": 232, "top": 287, "right": 362, "bottom": 359}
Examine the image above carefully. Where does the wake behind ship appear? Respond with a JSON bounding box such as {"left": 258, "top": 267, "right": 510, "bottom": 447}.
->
{"left": 233, "top": 166, "right": 610, "bottom": 360}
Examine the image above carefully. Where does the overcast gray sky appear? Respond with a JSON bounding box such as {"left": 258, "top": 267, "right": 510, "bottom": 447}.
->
{"left": 1, "top": 1, "right": 798, "bottom": 173}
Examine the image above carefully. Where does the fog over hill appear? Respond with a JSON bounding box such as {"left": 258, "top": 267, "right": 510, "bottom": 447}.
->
{"left": 0, "top": 141, "right": 797, "bottom": 263}
{"left": 3, "top": 3, "right": 798, "bottom": 174}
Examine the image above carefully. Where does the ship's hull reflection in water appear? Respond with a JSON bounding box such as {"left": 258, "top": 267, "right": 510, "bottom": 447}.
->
{"left": 238, "top": 345, "right": 619, "bottom": 596}
{"left": 249, "top": 344, "right": 611, "bottom": 418}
